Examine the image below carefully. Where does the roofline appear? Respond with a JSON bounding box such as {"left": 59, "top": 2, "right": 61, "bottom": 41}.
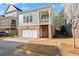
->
{"left": 19, "top": 5, "right": 53, "bottom": 14}
{"left": 0, "top": 16, "right": 17, "bottom": 20}
{"left": 4, "top": 4, "right": 22, "bottom": 14}
{"left": 11, "top": 4, "right": 22, "bottom": 11}
{"left": 4, "top": 4, "right": 10, "bottom": 14}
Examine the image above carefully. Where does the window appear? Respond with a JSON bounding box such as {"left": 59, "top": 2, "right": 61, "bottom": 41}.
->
{"left": 26, "top": 16, "right": 29, "bottom": 22}
{"left": 23, "top": 14, "right": 32, "bottom": 23}
{"left": 29, "top": 15, "right": 32, "bottom": 22}
{"left": 23, "top": 15, "right": 29, "bottom": 23}
{"left": 23, "top": 15, "right": 26, "bottom": 22}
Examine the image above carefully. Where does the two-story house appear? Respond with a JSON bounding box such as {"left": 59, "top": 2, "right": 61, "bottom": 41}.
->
{"left": 0, "top": 4, "right": 22, "bottom": 35}
{"left": 0, "top": 4, "right": 54, "bottom": 38}
{"left": 18, "top": 5, "right": 54, "bottom": 38}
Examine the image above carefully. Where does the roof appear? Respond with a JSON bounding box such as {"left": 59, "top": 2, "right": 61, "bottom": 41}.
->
{"left": 0, "top": 15, "right": 5, "bottom": 17}
{"left": 11, "top": 4, "right": 22, "bottom": 11}
{"left": 19, "top": 5, "right": 52, "bottom": 14}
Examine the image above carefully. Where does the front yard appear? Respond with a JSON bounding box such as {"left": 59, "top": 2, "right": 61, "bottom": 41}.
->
{"left": 17, "top": 38, "right": 79, "bottom": 56}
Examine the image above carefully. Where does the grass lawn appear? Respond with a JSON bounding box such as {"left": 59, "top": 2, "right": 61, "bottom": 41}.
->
{"left": 17, "top": 38, "right": 79, "bottom": 56}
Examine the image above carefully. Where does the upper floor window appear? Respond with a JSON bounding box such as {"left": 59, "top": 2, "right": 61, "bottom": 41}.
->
{"left": 29, "top": 15, "right": 32, "bottom": 22}
{"left": 23, "top": 14, "right": 32, "bottom": 23}
{"left": 40, "top": 11, "right": 49, "bottom": 19}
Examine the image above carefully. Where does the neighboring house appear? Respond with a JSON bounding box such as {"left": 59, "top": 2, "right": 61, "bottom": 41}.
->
{"left": 0, "top": 4, "right": 22, "bottom": 35}
{"left": 5, "top": 4, "right": 22, "bottom": 26}
{"left": 64, "top": 3, "right": 79, "bottom": 38}
{"left": 0, "top": 17, "right": 16, "bottom": 34}
{"left": 18, "top": 5, "right": 54, "bottom": 38}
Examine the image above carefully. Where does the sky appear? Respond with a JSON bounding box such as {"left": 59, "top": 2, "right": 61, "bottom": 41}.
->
{"left": 0, "top": 3, "right": 63, "bottom": 15}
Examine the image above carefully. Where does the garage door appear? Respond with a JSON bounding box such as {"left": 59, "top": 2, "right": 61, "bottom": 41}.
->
{"left": 23, "top": 30, "right": 37, "bottom": 38}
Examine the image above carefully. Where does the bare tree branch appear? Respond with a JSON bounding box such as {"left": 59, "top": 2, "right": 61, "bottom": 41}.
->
{"left": 74, "top": 19, "right": 79, "bottom": 29}
{"left": 64, "top": 3, "right": 79, "bottom": 48}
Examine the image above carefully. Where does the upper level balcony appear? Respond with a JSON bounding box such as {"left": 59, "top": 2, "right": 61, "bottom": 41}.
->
{"left": 39, "top": 10, "right": 50, "bottom": 24}
{"left": 0, "top": 17, "right": 16, "bottom": 28}
{"left": 39, "top": 18, "right": 49, "bottom": 24}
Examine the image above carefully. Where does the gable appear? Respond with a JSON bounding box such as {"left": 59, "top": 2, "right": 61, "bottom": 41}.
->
{"left": 5, "top": 4, "right": 22, "bottom": 14}
{"left": 5, "top": 5, "right": 17, "bottom": 13}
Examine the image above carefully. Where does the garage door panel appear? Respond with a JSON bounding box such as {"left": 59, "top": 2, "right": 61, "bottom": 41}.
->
{"left": 23, "top": 30, "right": 37, "bottom": 38}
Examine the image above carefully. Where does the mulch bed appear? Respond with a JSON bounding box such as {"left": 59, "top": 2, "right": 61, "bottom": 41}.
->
{"left": 17, "top": 43, "right": 61, "bottom": 56}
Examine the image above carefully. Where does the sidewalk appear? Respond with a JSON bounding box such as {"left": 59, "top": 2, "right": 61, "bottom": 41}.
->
{"left": 0, "top": 37, "right": 33, "bottom": 43}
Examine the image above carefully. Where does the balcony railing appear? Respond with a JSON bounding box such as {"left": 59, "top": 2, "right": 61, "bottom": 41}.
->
{"left": 0, "top": 24, "right": 16, "bottom": 28}
{"left": 39, "top": 19, "right": 49, "bottom": 24}
{"left": 11, "top": 24, "right": 16, "bottom": 28}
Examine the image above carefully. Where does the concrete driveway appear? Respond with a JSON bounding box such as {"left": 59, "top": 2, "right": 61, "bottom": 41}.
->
{"left": 0, "top": 38, "right": 33, "bottom": 56}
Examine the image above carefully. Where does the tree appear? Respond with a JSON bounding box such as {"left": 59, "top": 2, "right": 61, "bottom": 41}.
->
{"left": 64, "top": 3, "right": 79, "bottom": 48}
{"left": 54, "top": 10, "right": 64, "bottom": 30}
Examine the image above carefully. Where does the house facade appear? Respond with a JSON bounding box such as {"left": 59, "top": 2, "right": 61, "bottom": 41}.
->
{"left": 18, "top": 5, "right": 54, "bottom": 38}
{"left": 0, "top": 4, "right": 54, "bottom": 38}
{"left": 0, "top": 4, "right": 22, "bottom": 35}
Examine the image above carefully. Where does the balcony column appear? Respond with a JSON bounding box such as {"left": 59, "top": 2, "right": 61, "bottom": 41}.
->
{"left": 48, "top": 9, "right": 52, "bottom": 38}
{"left": 18, "top": 27, "right": 21, "bottom": 37}
{"left": 49, "top": 25, "right": 52, "bottom": 39}
{"left": 49, "top": 9, "right": 51, "bottom": 24}
{"left": 37, "top": 12, "right": 40, "bottom": 38}
{"left": 37, "top": 25, "right": 40, "bottom": 38}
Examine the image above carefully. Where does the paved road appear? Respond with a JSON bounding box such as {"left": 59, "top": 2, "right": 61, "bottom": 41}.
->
{"left": 0, "top": 38, "right": 33, "bottom": 56}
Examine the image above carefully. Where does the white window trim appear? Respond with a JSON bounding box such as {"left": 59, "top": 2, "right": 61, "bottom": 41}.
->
{"left": 23, "top": 14, "right": 33, "bottom": 23}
